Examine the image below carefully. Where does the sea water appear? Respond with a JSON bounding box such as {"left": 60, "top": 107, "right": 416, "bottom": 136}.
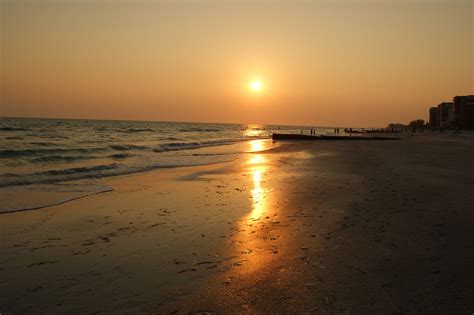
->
{"left": 0, "top": 118, "right": 333, "bottom": 212}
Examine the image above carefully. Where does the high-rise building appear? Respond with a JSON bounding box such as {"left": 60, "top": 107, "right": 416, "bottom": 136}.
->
{"left": 429, "top": 107, "right": 438, "bottom": 128}
{"left": 452, "top": 95, "right": 474, "bottom": 129}
{"left": 437, "top": 102, "right": 453, "bottom": 128}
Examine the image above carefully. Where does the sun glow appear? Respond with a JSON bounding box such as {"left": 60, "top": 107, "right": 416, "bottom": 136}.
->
{"left": 250, "top": 80, "right": 262, "bottom": 92}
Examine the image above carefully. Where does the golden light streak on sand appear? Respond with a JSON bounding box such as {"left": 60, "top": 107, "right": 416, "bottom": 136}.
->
{"left": 231, "top": 140, "right": 273, "bottom": 274}
{"left": 249, "top": 165, "right": 266, "bottom": 220}
{"left": 247, "top": 140, "right": 268, "bottom": 220}
{"left": 249, "top": 138, "right": 265, "bottom": 152}
{"left": 248, "top": 154, "right": 265, "bottom": 165}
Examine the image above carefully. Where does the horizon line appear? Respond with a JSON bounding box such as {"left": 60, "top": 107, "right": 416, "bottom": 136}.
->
{"left": 0, "top": 115, "right": 391, "bottom": 129}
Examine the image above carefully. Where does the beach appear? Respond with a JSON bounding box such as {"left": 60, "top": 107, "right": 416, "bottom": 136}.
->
{"left": 1, "top": 133, "right": 473, "bottom": 313}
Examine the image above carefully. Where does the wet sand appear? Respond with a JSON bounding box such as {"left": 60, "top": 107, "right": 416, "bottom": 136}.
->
{"left": 1, "top": 134, "right": 473, "bottom": 313}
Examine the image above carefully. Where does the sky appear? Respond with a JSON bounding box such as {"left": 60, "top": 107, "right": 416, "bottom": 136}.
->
{"left": 1, "top": 0, "right": 473, "bottom": 127}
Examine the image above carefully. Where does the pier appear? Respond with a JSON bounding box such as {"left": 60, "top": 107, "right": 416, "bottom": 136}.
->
{"left": 272, "top": 133, "right": 400, "bottom": 141}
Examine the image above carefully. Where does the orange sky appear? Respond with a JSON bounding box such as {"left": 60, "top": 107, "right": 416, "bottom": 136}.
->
{"left": 1, "top": 0, "right": 472, "bottom": 127}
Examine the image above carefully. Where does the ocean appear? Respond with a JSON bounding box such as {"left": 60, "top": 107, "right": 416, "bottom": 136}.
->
{"left": 0, "top": 118, "right": 333, "bottom": 213}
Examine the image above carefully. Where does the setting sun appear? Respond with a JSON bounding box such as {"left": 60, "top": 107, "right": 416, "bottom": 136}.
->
{"left": 250, "top": 80, "right": 262, "bottom": 92}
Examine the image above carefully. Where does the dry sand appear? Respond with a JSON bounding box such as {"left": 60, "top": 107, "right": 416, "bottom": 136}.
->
{"left": 1, "top": 134, "right": 473, "bottom": 314}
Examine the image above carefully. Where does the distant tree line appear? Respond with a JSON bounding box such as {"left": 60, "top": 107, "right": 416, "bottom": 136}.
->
{"left": 387, "top": 119, "right": 428, "bottom": 132}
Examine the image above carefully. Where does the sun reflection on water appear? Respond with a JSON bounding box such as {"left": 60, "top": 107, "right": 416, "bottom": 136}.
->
{"left": 243, "top": 125, "right": 266, "bottom": 138}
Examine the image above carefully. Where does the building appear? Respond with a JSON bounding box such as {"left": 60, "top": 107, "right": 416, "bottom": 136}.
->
{"left": 437, "top": 102, "right": 453, "bottom": 128}
{"left": 429, "top": 107, "right": 438, "bottom": 128}
{"left": 452, "top": 95, "right": 474, "bottom": 129}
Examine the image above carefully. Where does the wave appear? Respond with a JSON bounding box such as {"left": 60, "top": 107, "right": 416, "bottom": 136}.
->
{"left": 37, "top": 163, "right": 119, "bottom": 176}
{"left": 0, "top": 127, "right": 30, "bottom": 131}
{"left": 178, "top": 128, "right": 222, "bottom": 132}
{"left": 1, "top": 160, "right": 24, "bottom": 167}
{"left": 154, "top": 138, "right": 264, "bottom": 153}
{"left": 192, "top": 152, "right": 238, "bottom": 156}
{"left": 110, "top": 144, "right": 148, "bottom": 151}
{"left": 29, "top": 142, "right": 59, "bottom": 147}
{"left": 2, "top": 173, "right": 21, "bottom": 177}
{"left": 150, "top": 136, "right": 183, "bottom": 141}
{"left": 30, "top": 155, "right": 97, "bottom": 164}
{"left": 160, "top": 141, "right": 200, "bottom": 148}
{"left": 0, "top": 163, "right": 120, "bottom": 187}
{"left": 0, "top": 156, "right": 238, "bottom": 188}
{"left": 0, "top": 147, "right": 105, "bottom": 158}
{"left": 116, "top": 128, "right": 155, "bottom": 133}
{"left": 153, "top": 139, "right": 237, "bottom": 153}
{"left": 109, "top": 153, "right": 133, "bottom": 159}
{"left": 27, "top": 133, "right": 69, "bottom": 139}
{"left": 0, "top": 138, "right": 260, "bottom": 188}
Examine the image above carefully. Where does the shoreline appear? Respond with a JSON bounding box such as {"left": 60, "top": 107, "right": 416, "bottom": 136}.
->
{"left": 0, "top": 138, "right": 271, "bottom": 214}
{"left": 1, "top": 134, "right": 473, "bottom": 313}
{"left": 0, "top": 188, "right": 114, "bottom": 214}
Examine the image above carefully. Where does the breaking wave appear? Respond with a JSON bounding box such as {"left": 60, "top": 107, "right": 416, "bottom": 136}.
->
{"left": 37, "top": 163, "right": 119, "bottom": 176}
{"left": 155, "top": 139, "right": 246, "bottom": 152}
{"left": 109, "top": 144, "right": 148, "bottom": 151}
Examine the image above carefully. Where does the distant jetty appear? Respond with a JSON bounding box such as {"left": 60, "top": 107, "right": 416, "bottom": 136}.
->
{"left": 272, "top": 133, "right": 400, "bottom": 141}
